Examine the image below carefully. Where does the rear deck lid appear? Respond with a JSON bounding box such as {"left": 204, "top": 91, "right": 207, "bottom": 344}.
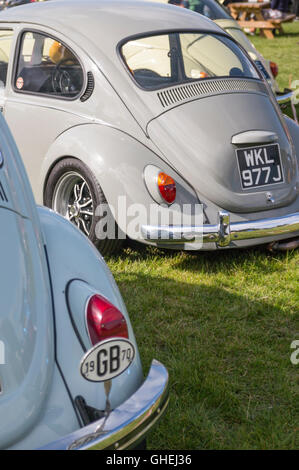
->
{"left": 121, "top": 30, "right": 297, "bottom": 212}
{"left": 148, "top": 91, "right": 297, "bottom": 212}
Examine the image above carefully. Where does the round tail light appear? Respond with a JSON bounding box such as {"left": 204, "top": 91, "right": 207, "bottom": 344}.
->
{"left": 270, "top": 61, "right": 278, "bottom": 78}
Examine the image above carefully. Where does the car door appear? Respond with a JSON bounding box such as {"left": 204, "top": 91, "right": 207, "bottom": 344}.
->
{"left": 3, "top": 27, "right": 89, "bottom": 203}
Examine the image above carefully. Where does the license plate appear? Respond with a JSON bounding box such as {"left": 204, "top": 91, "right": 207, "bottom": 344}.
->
{"left": 236, "top": 143, "right": 284, "bottom": 189}
{"left": 80, "top": 338, "right": 135, "bottom": 382}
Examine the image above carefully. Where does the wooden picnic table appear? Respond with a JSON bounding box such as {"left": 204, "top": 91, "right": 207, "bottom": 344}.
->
{"left": 227, "top": 1, "right": 296, "bottom": 39}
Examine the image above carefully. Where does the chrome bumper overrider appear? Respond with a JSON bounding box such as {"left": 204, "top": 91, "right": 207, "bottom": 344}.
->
{"left": 276, "top": 91, "right": 298, "bottom": 123}
{"left": 276, "top": 91, "right": 293, "bottom": 106}
{"left": 40, "top": 360, "right": 169, "bottom": 450}
{"left": 141, "top": 212, "right": 299, "bottom": 247}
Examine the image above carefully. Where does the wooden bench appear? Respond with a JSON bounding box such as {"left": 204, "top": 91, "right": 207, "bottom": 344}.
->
{"left": 228, "top": 2, "right": 296, "bottom": 39}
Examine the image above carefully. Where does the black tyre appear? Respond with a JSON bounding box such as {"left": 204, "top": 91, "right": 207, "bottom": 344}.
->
{"left": 44, "top": 158, "right": 124, "bottom": 256}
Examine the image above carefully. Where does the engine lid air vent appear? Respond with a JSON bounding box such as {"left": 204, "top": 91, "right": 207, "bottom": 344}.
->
{"left": 157, "top": 79, "right": 267, "bottom": 108}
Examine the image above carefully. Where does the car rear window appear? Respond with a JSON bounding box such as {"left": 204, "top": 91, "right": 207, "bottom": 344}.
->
{"left": 121, "top": 32, "right": 259, "bottom": 90}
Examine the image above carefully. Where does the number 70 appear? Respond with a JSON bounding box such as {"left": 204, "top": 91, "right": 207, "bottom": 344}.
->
{"left": 121, "top": 348, "right": 132, "bottom": 361}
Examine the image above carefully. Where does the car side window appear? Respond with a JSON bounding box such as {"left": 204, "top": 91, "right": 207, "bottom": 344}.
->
{"left": 0, "top": 30, "right": 14, "bottom": 89}
{"left": 14, "top": 32, "right": 84, "bottom": 98}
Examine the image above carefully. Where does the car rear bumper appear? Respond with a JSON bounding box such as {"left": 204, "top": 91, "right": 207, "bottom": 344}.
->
{"left": 276, "top": 90, "right": 298, "bottom": 122}
{"left": 141, "top": 211, "right": 299, "bottom": 248}
{"left": 276, "top": 90, "right": 293, "bottom": 106}
{"left": 39, "top": 360, "right": 169, "bottom": 450}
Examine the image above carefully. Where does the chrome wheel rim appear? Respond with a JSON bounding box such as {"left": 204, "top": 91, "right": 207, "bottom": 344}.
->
{"left": 52, "top": 171, "right": 94, "bottom": 236}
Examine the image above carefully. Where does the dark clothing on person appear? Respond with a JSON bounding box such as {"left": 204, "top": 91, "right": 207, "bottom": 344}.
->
{"left": 188, "top": 0, "right": 200, "bottom": 10}
{"left": 168, "top": 0, "right": 188, "bottom": 5}
{"left": 270, "top": 0, "right": 289, "bottom": 12}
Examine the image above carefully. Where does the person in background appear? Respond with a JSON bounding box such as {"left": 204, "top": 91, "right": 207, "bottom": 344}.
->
{"left": 168, "top": 0, "right": 189, "bottom": 7}
{"left": 188, "top": 0, "right": 200, "bottom": 10}
{"left": 264, "top": 0, "right": 290, "bottom": 18}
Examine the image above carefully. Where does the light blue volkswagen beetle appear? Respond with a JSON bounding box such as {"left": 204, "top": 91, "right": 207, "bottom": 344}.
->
{"left": 0, "top": 112, "right": 168, "bottom": 450}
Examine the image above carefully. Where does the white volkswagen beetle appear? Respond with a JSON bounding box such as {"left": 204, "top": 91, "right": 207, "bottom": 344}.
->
{"left": 0, "top": 0, "right": 298, "bottom": 255}
{"left": 0, "top": 111, "right": 168, "bottom": 449}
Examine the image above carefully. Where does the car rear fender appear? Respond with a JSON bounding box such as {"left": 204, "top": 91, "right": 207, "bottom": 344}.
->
{"left": 40, "top": 124, "right": 200, "bottom": 235}
{"left": 37, "top": 206, "right": 143, "bottom": 412}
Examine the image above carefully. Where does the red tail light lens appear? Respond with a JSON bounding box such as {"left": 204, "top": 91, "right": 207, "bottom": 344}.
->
{"left": 86, "top": 295, "right": 128, "bottom": 345}
{"left": 270, "top": 61, "right": 278, "bottom": 78}
{"left": 157, "top": 172, "right": 176, "bottom": 204}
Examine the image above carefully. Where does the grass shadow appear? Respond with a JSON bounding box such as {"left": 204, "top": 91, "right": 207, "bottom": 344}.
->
{"left": 106, "top": 239, "right": 297, "bottom": 276}
{"left": 117, "top": 272, "right": 298, "bottom": 449}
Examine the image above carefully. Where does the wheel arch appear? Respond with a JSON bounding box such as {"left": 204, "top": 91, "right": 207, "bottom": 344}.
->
{"left": 42, "top": 154, "right": 79, "bottom": 205}
{"left": 40, "top": 124, "right": 173, "bottom": 226}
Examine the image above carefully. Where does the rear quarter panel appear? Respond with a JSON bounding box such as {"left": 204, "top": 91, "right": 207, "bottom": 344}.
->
{"left": 38, "top": 207, "right": 144, "bottom": 412}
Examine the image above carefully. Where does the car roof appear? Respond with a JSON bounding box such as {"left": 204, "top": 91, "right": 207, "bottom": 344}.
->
{"left": 0, "top": 0, "right": 222, "bottom": 46}
{"left": 0, "top": 0, "right": 226, "bottom": 129}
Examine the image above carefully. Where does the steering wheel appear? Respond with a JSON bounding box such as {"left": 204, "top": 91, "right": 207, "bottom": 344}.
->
{"left": 51, "top": 59, "right": 75, "bottom": 95}
{"left": 229, "top": 67, "right": 245, "bottom": 78}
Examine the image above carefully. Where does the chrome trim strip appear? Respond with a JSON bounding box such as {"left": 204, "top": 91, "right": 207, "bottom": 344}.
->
{"left": 39, "top": 360, "right": 169, "bottom": 450}
{"left": 141, "top": 211, "right": 299, "bottom": 246}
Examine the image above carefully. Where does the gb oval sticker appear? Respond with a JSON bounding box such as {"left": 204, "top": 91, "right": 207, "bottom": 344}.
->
{"left": 80, "top": 338, "right": 135, "bottom": 382}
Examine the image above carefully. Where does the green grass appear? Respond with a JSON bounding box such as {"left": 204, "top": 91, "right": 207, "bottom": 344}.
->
{"left": 107, "top": 247, "right": 299, "bottom": 449}
{"left": 251, "top": 22, "right": 299, "bottom": 91}
{"left": 251, "top": 21, "right": 299, "bottom": 119}
{"left": 107, "top": 25, "right": 299, "bottom": 449}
